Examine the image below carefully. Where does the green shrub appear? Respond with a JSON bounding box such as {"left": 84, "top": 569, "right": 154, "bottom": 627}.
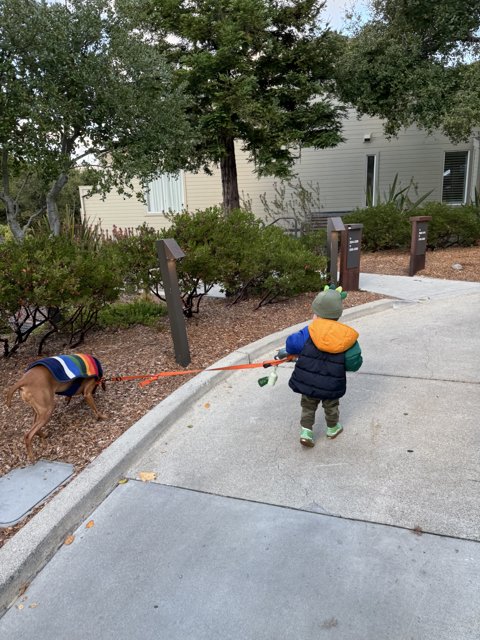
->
{"left": 0, "top": 230, "right": 123, "bottom": 356}
{"left": 214, "top": 216, "right": 327, "bottom": 305}
{"left": 164, "top": 207, "right": 229, "bottom": 316}
{"left": 98, "top": 298, "right": 167, "bottom": 328}
{"left": 210, "top": 209, "right": 266, "bottom": 297}
{"left": 167, "top": 206, "right": 325, "bottom": 310}
{"left": 247, "top": 226, "right": 327, "bottom": 306}
{"left": 110, "top": 224, "right": 164, "bottom": 294}
{"left": 343, "top": 204, "right": 410, "bottom": 252}
{"left": 109, "top": 208, "right": 328, "bottom": 314}
{"left": 299, "top": 229, "right": 328, "bottom": 256}
{"left": 420, "top": 202, "right": 480, "bottom": 248}
{"left": 0, "top": 224, "right": 14, "bottom": 243}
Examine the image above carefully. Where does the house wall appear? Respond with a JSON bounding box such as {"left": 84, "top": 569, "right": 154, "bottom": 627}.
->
{"left": 80, "top": 109, "right": 477, "bottom": 234}
{"left": 79, "top": 183, "right": 170, "bottom": 235}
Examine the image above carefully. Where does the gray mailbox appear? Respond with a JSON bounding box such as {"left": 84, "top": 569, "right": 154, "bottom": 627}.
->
{"left": 339, "top": 223, "right": 363, "bottom": 291}
{"left": 409, "top": 216, "right": 432, "bottom": 276}
{"left": 156, "top": 239, "right": 191, "bottom": 367}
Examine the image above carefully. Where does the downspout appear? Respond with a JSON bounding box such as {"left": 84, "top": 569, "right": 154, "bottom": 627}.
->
{"left": 470, "top": 135, "right": 480, "bottom": 202}
{"left": 79, "top": 186, "right": 87, "bottom": 224}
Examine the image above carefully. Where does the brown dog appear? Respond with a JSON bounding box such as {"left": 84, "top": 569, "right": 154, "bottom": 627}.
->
{"left": 5, "top": 354, "right": 106, "bottom": 461}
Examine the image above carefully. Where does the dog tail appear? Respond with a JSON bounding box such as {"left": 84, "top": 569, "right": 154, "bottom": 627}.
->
{"left": 5, "top": 379, "right": 24, "bottom": 407}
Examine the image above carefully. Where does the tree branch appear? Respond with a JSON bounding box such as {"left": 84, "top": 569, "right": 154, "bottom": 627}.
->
{"left": 464, "top": 33, "right": 480, "bottom": 44}
{"left": 23, "top": 206, "right": 46, "bottom": 231}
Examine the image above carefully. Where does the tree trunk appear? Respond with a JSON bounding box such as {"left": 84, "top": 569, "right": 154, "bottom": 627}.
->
{"left": 220, "top": 135, "right": 240, "bottom": 213}
{"left": 1, "top": 149, "right": 24, "bottom": 241}
{"left": 46, "top": 173, "right": 68, "bottom": 236}
{"left": 3, "top": 194, "right": 24, "bottom": 241}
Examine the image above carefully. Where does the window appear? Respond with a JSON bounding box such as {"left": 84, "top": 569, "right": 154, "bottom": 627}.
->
{"left": 146, "top": 172, "right": 184, "bottom": 213}
{"left": 442, "top": 152, "right": 468, "bottom": 204}
{"left": 366, "top": 155, "right": 376, "bottom": 205}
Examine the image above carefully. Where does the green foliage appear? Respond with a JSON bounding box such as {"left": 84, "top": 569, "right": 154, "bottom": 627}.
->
{"left": 163, "top": 208, "right": 227, "bottom": 316}
{"left": 0, "top": 224, "right": 14, "bottom": 242}
{"left": 0, "top": 229, "right": 123, "bottom": 356}
{"left": 109, "top": 224, "right": 164, "bottom": 296}
{"left": 343, "top": 201, "right": 480, "bottom": 253}
{"left": 111, "top": 207, "right": 326, "bottom": 313}
{"left": 245, "top": 226, "right": 327, "bottom": 307}
{"left": 367, "top": 174, "right": 434, "bottom": 212}
{"left": 337, "top": 0, "right": 480, "bottom": 141}
{"left": 259, "top": 179, "right": 323, "bottom": 234}
{"left": 343, "top": 204, "right": 411, "bottom": 252}
{"left": 197, "top": 208, "right": 327, "bottom": 305}
{"left": 0, "top": 0, "right": 192, "bottom": 239}
{"left": 98, "top": 298, "right": 167, "bottom": 328}
{"left": 298, "top": 229, "right": 328, "bottom": 256}
{"left": 420, "top": 202, "right": 480, "bottom": 248}
{"left": 208, "top": 209, "right": 267, "bottom": 298}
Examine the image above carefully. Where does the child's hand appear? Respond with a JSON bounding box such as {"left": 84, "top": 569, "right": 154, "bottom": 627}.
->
{"left": 275, "top": 347, "right": 288, "bottom": 359}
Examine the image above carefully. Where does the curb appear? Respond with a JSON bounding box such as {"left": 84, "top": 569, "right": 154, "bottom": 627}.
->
{"left": 0, "top": 298, "right": 394, "bottom": 615}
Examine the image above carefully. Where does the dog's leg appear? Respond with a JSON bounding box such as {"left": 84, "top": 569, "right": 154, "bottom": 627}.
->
{"left": 5, "top": 377, "right": 27, "bottom": 407}
{"left": 20, "top": 383, "right": 56, "bottom": 462}
{"left": 82, "top": 379, "right": 107, "bottom": 420}
{"left": 24, "top": 407, "right": 54, "bottom": 462}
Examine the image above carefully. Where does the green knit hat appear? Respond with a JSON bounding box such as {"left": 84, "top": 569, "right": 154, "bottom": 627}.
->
{"left": 312, "top": 285, "right": 347, "bottom": 320}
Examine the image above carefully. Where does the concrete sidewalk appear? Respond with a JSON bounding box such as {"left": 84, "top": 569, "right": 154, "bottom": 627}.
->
{"left": 1, "top": 275, "right": 479, "bottom": 638}
{"left": 359, "top": 272, "right": 480, "bottom": 301}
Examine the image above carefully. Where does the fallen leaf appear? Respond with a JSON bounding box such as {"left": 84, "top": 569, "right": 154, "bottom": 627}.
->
{"left": 138, "top": 471, "right": 157, "bottom": 482}
{"left": 64, "top": 535, "right": 75, "bottom": 545}
{"left": 118, "top": 478, "right": 128, "bottom": 484}
{"left": 186, "top": 424, "right": 194, "bottom": 429}
{"left": 17, "top": 604, "right": 24, "bottom": 610}
{"left": 29, "top": 603, "right": 38, "bottom": 609}
{"left": 85, "top": 520, "right": 94, "bottom": 529}
{"left": 203, "top": 402, "right": 210, "bottom": 409}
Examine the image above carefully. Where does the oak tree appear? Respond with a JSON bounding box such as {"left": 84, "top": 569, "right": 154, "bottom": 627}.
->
{"left": 0, "top": 0, "right": 193, "bottom": 240}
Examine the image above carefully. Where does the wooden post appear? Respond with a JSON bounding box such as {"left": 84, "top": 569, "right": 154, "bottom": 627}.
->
{"left": 408, "top": 216, "right": 432, "bottom": 277}
{"left": 339, "top": 224, "right": 363, "bottom": 291}
{"left": 156, "top": 239, "right": 191, "bottom": 367}
{"left": 326, "top": 217, "right": 345, "bottom": 286}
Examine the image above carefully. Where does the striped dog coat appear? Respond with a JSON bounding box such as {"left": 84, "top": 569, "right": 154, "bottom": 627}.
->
{"left": 26, "top": 354, "right": 103, "bottom": 397}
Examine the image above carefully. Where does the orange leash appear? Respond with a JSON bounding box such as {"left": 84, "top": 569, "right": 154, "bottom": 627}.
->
{"left": 104, "top": 356, "right": 294, "bottom": 388}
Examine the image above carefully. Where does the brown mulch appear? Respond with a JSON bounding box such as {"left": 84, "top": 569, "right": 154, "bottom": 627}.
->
{"left": 361, "top": 246, "right": 480, "bottom": 282}
{"left": 1, "top": 244, "right": 478, "bottom": 547}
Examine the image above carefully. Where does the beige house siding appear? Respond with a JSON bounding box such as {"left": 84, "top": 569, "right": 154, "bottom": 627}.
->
{"left": 79, "top": 181, "right": 170, "bottom": 234}
{"left": 183, "top": 169, "right": 223, "bottom": 213}
{"left": 80, "top": 109, "right": 479, "bottom": 233}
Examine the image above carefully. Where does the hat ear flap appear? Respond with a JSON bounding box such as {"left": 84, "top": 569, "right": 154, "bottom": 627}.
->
{"left": 335, "top": 285, "right": 347, "bottom": 299}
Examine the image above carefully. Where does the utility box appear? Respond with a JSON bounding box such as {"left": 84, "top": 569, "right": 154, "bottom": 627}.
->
{"left": 326, "top": 217, "right": 345, "bottom": 286}
{"left": 409, "top": 216, "right": 432, "bottom": 276}
{"left": 339, "top": 223, "right": 363, "bottom": 291}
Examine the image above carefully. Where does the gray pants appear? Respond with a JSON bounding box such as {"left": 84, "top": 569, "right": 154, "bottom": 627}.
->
{"left": 300, "top": 395, "right": 339, "bottom": 429}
